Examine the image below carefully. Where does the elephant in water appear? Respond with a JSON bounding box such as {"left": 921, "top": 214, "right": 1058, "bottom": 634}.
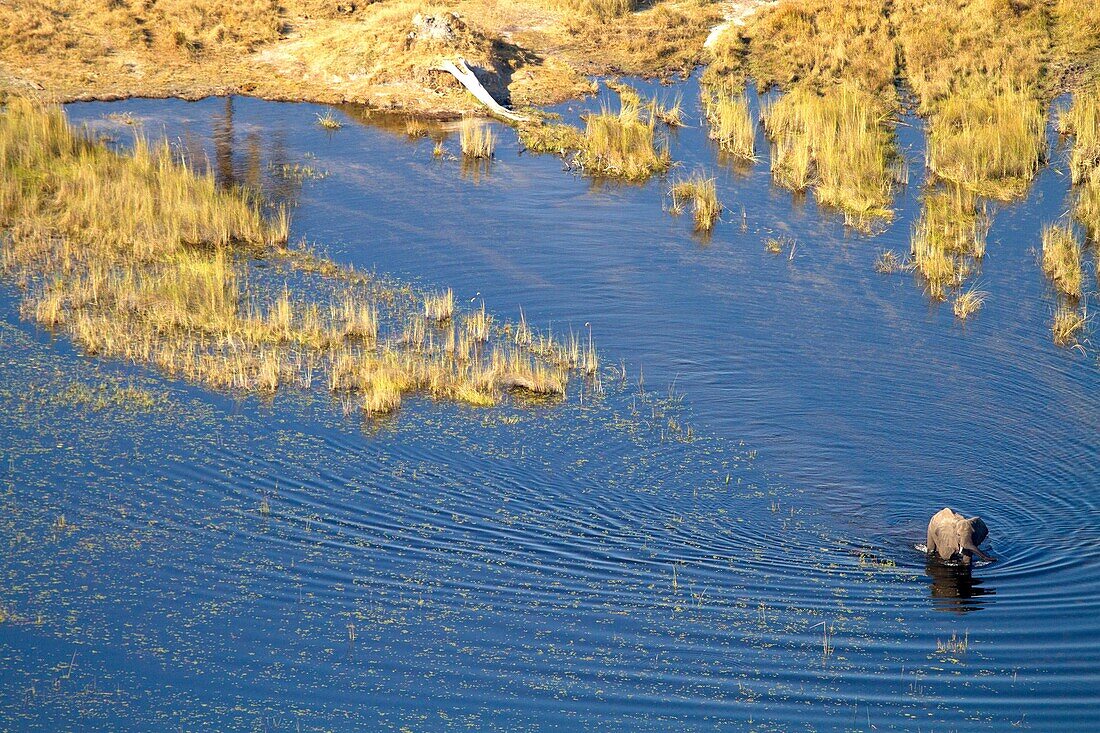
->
{"left": 926, "top": 507, "right": 993, "bottom": 566}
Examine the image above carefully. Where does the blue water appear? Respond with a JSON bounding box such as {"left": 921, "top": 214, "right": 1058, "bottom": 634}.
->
{"left": 1, "top": 75, "right": 1098, "bottom": 730}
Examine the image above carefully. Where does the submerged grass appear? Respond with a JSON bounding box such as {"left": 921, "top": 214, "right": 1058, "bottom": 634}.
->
{"left": 909, "top": 186, "right": 989, "bottom": 299}
{"left": 0, "top": 99, "right": 594, "bottom": 417}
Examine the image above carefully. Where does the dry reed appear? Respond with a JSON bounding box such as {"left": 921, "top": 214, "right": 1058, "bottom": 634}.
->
{"left": 0, "top": 99, "right": 596, "bottom": 418}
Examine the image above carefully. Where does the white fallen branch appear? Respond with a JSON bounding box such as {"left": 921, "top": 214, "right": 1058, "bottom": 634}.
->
{"left": 435, "top": 57, "right": 529, "bottom": 123}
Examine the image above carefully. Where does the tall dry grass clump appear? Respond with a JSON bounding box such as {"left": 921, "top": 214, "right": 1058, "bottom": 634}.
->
{"left": 702, "top": 88, "right": 756, "bottom": 160}
{"left": 925, "top": 89, "right": 1046, "bottom": 199}
{"left": 741, "top": 0, "right": 897, "bottom": 98}
{"left": 459, "top": 119, "right": 496, "bottom": 159}
{"left": 573, "top": 91, "right": 671, "bottom": 181}
{"left": 1041, "top": 224, "right": 1084, "bottom": 298}
{"left": 909, "top": 186, "right": 989, "bottom": 299}
{"left": 669, "top": 175, "right": 722, "bottom": 232}
{"left": 0, "top": 99, "right": 594, "bottom": 417}
{"left": 1059, "top": 86, "right": 1100, "bottom": 184}
{"left": 761, "top": 84, "right": 900, "bottom": 227}
{"left": 1060, "top": 87, "right": 1100, "bottom": 240}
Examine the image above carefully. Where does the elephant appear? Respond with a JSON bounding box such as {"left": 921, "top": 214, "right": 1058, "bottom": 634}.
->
{"left": 926, "top": 507, "right": 992, "bottom": 567}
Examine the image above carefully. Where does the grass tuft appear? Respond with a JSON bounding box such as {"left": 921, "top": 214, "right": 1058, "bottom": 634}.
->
{"left": 702, "top": 88, "right": 756, "bottom": 160}
{"left": 1041, "top": 223, "right": 1084, "bottom": 298}
{"left": 669, "top": 175, "right": 722, "bottom": 232}
{"left": 459, "top": 119, "right": 495, "bottom": 159}
{"left": 316, "top": 110, "right": 343, "bottom": 130}
{"left": 953, "top": 288, "right": 986, "bottom": 319}
{"left": 1052, "top": 306, "right": 1087, "bottom": 346}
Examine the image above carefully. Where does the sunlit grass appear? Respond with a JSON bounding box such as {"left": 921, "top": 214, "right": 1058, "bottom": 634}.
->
{"left": 925, "top": 89, "right": 1046, "bottom": 199}
{"left": 909, "top": 186, "right": 989, "bottom": 299}
{"left": 702, "top": 88, "right": 755, "bottom": 160}
{"left": 459, "top": 119, "right": 495, "bottom": 159}
{"left": 762, "top": 84, "right": 899, "bottom": 227}
{"left": 573, "top": 89, "right": 671, "bottom": 181}
{"left": 1041, "top": 223, "right": 1083, "bottom": 298}
{"left": 1052, "top": 306, "right": 1087, "bottom": 346}
{"left": 952, "top": 288, "right": 986, "bottom": 320}
{"left": 669, "top": 175, "right": 722, "bottom": 232}
{"left": 0, "top": 98, "right": 597, "bottom": 418}
{"left": 316, "top": 110, "right": 343, "bottom": 130}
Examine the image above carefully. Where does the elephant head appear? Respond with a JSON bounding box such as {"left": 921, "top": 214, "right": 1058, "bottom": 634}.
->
{"left": 927, "top": 507, "right": 992, "bottom": 566}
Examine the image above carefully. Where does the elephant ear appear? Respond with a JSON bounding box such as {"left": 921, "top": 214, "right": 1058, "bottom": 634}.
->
{"left": 967, "top": 517, "right": 989, "bottom": 548}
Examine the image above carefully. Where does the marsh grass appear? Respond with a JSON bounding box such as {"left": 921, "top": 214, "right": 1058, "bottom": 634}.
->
{"left": 953, "top": 288, "right": 986, "bottom": 320}
{"left": 926, "top": 90, "right": 1046, "bottom": 199}
{"left": 1059, "top": 88, "right": 1100, "bottom": 184}
{"left": 316, "top": 111, "right": 343, "bottom": 130}
{"left": 405, "top": 118, "right": 429, "bottom": 138}
{"left": 1041, "top": 224, "right": 1084, "bottom": 298}
{"left": 573, "top": 90, "right": 671, "bottom": 181}
{"left": 459, "top": 119, "right": 495, "bottom": 159}
{"left": 1061, "top": 88, "right": 1100, "bottom": 239}
{"left": 761, "top": 84, "right": 899, "bottom": 228}
{"left": 874, "top": 250, "right": 907, "bottom": 274}
{"left": 424, "top": 289, "right": 455, "bottom": 324}
{"left": 669, "top": 175, "right": 722, "bottom": 232}
{"left": 702, "top": 88, "right": 755, "bottom": 161}
{"left": 518, "top": 121, "right": 586, "bottom": 155}
{"left": 909, "top": 186, "right": 989, "bottom": 299}
{"left": 1052, "top": 306, "right": 1087, "bottom": 346}
{"left": 0, "top": 99, "right": 596, "bottom": 418}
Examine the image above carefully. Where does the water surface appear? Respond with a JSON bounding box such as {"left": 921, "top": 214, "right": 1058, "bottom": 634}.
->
{"left": 1, "top": 77, "right": 1098, "bottom": 730}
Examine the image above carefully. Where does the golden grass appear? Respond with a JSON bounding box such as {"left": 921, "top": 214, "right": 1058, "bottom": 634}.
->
{"left": 573, "top": 91, "right": 671, "bottom": 180}
{"left": 1061, "top": 86, "right": 1100, "bottom": 240}
{"left": 1059, "top": 86, "right": 1100, "bottom": 184}
{"left": 0, "top": 99, "right": 594, "bottom": 417}
{"left": 552, "top": 0, "right": 635, "bottom": 20}
{"left": 741, "top": 0, "right": 897, "bottom": 99}
{"left": 925, "top": 89, "right": 1046, "bottom": 199}
{"left": 953, "top": 288, "right": 986, "bottom": 319}
{"left": 405, "top": 118, "right": 429, "bottom": 138}
{"left": 518, "top": 120, "right": 587, "bottom": 155}
{"left": 892, "top": 0, "right": 1050, "bottom": 111}
{"left": 874, "top": 250, "right": 907, "bottom": 274}
{"left": 315, "top": 110, "right": 343, "bottom": 130}
{"left": 909, "top": 186, "right": 989, "bottom": 299}
{"left": 1041, "top": 224, "right": 1084, "bottom": 298}
{"left": 1053, "top": 306, "right": 1087, "bottom": 346}
{"left": 425, "top": 289, "right": 455, "bottom": 323}
{"left": 459, "top": 119, "right": 495, "bottom": 159}
{"left": 702, "top": 88, "right": 755, "bottom": 160}
{"left": 669, "top": 175, "right": 722, "bottom": 232}
{"left": 761, "top": 84, "right": 899, "bottom": 227}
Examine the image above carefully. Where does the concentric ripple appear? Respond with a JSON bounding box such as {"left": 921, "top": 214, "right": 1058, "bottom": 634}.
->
{"left": 0, "top": 78, "right": 1098, "bottom": 731}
